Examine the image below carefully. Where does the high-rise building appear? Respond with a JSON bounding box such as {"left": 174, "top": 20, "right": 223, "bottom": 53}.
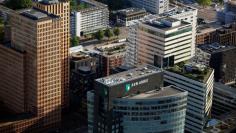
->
{"left": 126, "top": 17, "right": 193, "bottom": 68}
{"left": 129, "top": 0, "right": 169, "bottom": 14}
{"left": 0, "top": 7, "right": 62, "bottom": 132}
{"left": 34, "top": 0, "right": 70, "bottom": 109}
{"left": 164, "top": 63, "right": 214, "bottom": 133}
{"left": 90, "top": 65, "right": 164, "bottom": 133}
{"left": 212, "top": 82, "right": 236, "bottom": 119}
{"left": 194, "top": 43, "right": 236, "bottom": 83}
{"left": 161, "top": 3, "right": 198, "bottom": 57}
{"left": 70, "top": 0, "right": 109, "bottom": 37}
{"left": 112, "top": 85, "right": 188, "bottom": 133}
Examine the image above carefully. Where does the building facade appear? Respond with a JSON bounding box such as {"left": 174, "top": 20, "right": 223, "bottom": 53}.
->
{"left": 129, "top": 0, "right": 169, "bottom": 14}
{"left": 164, "top": 63, "right": 214, "bottom": 133}
{"left": 34, "top": 0, "right": 70, "bottom": 109}
{"left": 70, "top": 0, "right": 109, "bottom": 37}
{"left": 212, "top": 82, "right": 236, "bottom": 119}
{"left": 0, "top": 7, "right": 62, "bottom": 132}
{"left": 112, "top": 86, "right": 188, "bottom": 133}
{"left": 126, "top": 17, "right": 193, "bottom": 68}
{"left": 217, "top": 0, "right": 236, "bottom": 24}
{"left": 91, "top": 65, "right": 164, "bottom": 133}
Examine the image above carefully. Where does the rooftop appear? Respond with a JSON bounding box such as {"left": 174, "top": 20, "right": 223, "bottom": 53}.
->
{"left": 198, "top": 43, "right": 236, "bottom": 54}
{"left": 167, "top": 62, "right": 213, "bottom": 83}
{"left": 19, "top": 8, "right": 59, "bottom": 20}
{"left": 162, "top": 4, "right": 197, "bottom": 17}
{"left": 76, "top": 0, "right": 107, "bottom": 12}
{"left": 115, "top": 8, "right": 147, "bottom": 16}
{"left": 95, "top": 42, "right": 126, "bottom": 56}
{"left": 71, "top": 51, "right": 92, "bottom": 61}
{"left": 123, "top": 85, "right": 185, "bottom": 99}
{"left": 96, "top": 64, "right": 162, "bottom": 86}
{"left": 144, "top": 17, "right": 191, "bottom": 31}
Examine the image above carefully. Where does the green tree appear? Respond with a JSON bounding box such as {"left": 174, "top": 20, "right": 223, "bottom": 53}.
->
{"left": 104, "top": 28, "right": 113, "bottom": 40}
{"left": 198, "top": 0, "right": 212, "bottom": 7}
{"left": 5, "top": 0, "right": 32, "bottom": 10}
{"left": 94, "top": 30, "right": 104, "bottom": 41}
{"left": 70, "top": 0, "right": 77, "bottom": 10}
{"left": 71, "top": 36, "right": 79, "bottom": 47}
{"left": 113, "top": 27, "right": 120, "bottom": 38}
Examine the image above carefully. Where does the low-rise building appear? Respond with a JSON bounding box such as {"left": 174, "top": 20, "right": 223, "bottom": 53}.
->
{"left": 70, "top": 0, "right": 109, "bottom": 37}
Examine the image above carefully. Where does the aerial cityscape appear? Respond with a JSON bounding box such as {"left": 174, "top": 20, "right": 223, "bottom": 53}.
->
{"left": 0, "top": 0, "right": 236, "bottom": 133}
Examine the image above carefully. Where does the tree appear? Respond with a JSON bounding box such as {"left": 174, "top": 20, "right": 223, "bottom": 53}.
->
{"left": 104, "top": 28, "right": 113, "bottom": 40}
{"left": 198, "top": 0, "right": 212, "bottom": 7}
{"left": 71, "top": 36, "right": 79, "bottom": 47}
{"left": 94, "top": 30, "right": 104, "bottom": 41}
{"left": 5, "top": 0, "right": 32, "bottom": 10}
{"left": 70, "top": 0, "right": 77, "bottom": 10}
{"left": 113, "top": 27, "right": 120, "bottom": 38}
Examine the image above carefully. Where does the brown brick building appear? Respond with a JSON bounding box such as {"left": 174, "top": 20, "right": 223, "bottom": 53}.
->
{"left": 0, "top": 1, "right": 69, "bottom": 132}
{"left": 34, "top": 0, "right": 70, "bottom": 109}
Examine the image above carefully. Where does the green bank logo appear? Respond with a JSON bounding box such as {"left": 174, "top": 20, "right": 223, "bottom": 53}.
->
{"left": 125, "top": 84, "right": 131, "bottom": 92}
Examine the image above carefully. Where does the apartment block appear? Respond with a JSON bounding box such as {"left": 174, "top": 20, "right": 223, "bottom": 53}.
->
{"left": 70, "top": 0, "right": 109, "bottom": 37}
{"left": 129, "top": 0, "right": 169, "bottom": 14}
{"left": 164, "top": 63, "right": 214, "bottom": 133}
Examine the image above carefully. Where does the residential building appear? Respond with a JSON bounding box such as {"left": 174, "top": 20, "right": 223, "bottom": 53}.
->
{"left": 217, "top": 0, "right": 236, "bottom": 24}
{"left": 90, "top": 65, "right": 164, "bottom": 133}
{"left": 164, "top": 63, "right": 214, "bottom": 133}
{"left": 126, "top": 17, "right": 193, "bottom": 68}
{"left": 34, "top": 0, "right": 70, "bottom": 109}
{"left": 212, "top": 82, "right": 236, "bottom": 119}
{"left": 70, "top": 0, "right": 109, "bottom": 37}
{"left": 94, "top": 42, "right": 127, "bottom": 77}
{"left": 0, "top": 7, "right": 62, "bottom": 132}
{"left": 113, "top": 8, "right": 147, "bottom": 26}
{"left": 196, "top": 24, "right": 217, "bottom": 45}
{"left": 162, "top": 3, "right": 198, "bottom": 57}
{"left": 129, "top": 0, "right": 169, "bottom": 14}
{"left": 194, "top": 43, "right": 236, "bottom": 83}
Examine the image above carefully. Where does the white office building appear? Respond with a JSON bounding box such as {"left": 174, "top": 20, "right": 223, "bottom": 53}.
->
{"left": 162, "top": 4, "right": 198, "bottom": 57}
{"left": 164, "top": 63, "right": 214, "bottom": 133}
{"left": 125, "top": 17, "right": 193, "bottom": 68}
{"left": 129, "top": 0, "right": 169, "bottom": 14}
{"left": 70, "top": 0, "right": 109, "bottom": 37}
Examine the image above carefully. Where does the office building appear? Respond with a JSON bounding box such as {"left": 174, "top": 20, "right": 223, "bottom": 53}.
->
{"left": 90, "top": 65, "right": 164, "bottom": 133}
{"left": 194, "top": 43, "right": 236, "bottom": 83}
{"left": 70, "top": 0, "right": 109, "bottom": 37}
{"left": 129, "top": 0, "right": 169, "bottom": 14}
{"left": 217, "top": 0, "right": 236, "bottom": 24}
{"left": 113, "top": 8, "right": 147, "bottom": 26}
{"left": 34, "top": 0, "right": 70, "bottom": 109}
{"left": 164, "top": 63, "right": 214, "bottom": 133}
{"left": 212, "top": 82, "right": 236, "bottom": 119}
{"left": 112, "top": 85, "right": 188, "bottom": 133}
{"left": 196, "top": 24, "right": 218, "bottom": 45}
{"left": 126, "top": 17, "right": 193, "bottom": 68}
{"left": 94, "top": 42, "right": 127, "bottom": 77}
{"left": 162, "top": 3, "right": 198, "bottom": 57}
{"left": 0, "top": 7, "right": 62, "bottom": 132}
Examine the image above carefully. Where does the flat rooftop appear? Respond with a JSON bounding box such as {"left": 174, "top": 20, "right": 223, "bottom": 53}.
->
{"left": 116, "top": 8, "right": 146, "bottom": 16}
{"left": 124, "top": 85, "right": 185, "bottom": 99}
{"left": 198, "top": 43, "right": 236, "bottom": 54}
{"left": 96, "top": 64, "right": 162, "bottom": 86}
{"left": 95, "top": 42, "right": 126, "bottom": 56}
{"left": 19, "top": 8, "right": 59, "bottom": 20}
{"left": 144, "top": 17, "right": 191, "bottom": 31}
{"left": 162, "top": 4, "right": 197, "bottom": 17}
{"left": 77, "top": 0, "right": 107, "bottom": 12}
